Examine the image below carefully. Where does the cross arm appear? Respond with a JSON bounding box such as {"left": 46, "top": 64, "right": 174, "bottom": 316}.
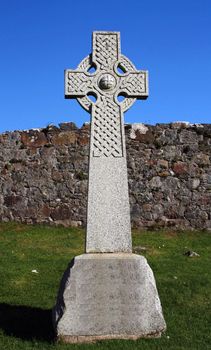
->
{"left": 65, "top": 70, "right": 94, "bottom": 98}
{"left": 118, "top": 71, "right": 148, "bottom": 99}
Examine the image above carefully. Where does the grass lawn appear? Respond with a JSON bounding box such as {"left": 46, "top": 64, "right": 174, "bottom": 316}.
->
{"left": 0, "top": 222, "right": 210, "bottom": 350}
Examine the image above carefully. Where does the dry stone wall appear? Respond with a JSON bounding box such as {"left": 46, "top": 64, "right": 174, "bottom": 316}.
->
{"left": 0, "top": 121, "right": 211, "bottom": 230}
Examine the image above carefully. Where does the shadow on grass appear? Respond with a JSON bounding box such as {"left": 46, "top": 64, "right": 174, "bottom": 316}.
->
{"left": 0, "top": 303, "right": 55, "bottom": 342}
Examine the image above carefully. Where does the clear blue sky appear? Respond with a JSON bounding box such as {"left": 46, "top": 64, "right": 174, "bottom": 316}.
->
{"left": 0, "top": 0, "right": 210, "bottom": 132}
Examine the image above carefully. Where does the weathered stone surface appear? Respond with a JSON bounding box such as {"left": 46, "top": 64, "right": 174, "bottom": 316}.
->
{"left": 21, "top": 131, "right": 47, "bottom": 147}
{"left": 0, "top": 122, "right": 210, "bottom": 229}
{"left": 59, "top": 122, "right": 77, "bottom": 131}
{"left": 86, "top": 157, "right": 132, "bottom": 252}
{"left": 172, "top": 161, "right": 188, "bottom": 175}
{"left": 51, "top": 131, "right": 77, "bottom": 145}
{"left": 53, "top": 254, "right": 166, "bottom": 342}
{"left": 130, "top": 123, "right": 149, "bottom": 139}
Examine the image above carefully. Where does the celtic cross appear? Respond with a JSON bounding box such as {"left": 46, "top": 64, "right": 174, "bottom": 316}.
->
{"left": 65, "top": 32, "right": 148, "bottom": 253}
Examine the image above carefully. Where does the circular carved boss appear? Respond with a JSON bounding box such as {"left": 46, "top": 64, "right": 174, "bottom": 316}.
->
{"left": 98, "top": 74, "right": 116, "bottom": 91}
{"left": 76, "top": 54, "right": 137, "bottom": 113}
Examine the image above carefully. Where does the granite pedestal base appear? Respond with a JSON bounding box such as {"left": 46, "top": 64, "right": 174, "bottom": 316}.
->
{"left": 53, "top": 253, "right": 166, "bottom": 343}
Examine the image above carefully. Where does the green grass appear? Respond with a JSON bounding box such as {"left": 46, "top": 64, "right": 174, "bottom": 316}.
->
{"left": 0, "top": 222, "right": 210, "bottom": 350}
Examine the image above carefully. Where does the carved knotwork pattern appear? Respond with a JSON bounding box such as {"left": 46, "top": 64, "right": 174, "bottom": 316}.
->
{"left": 119, "top": 54, "right": 136, "bottom": 72}
{"left": 94, "top": 34, "right": 118, "bottom": 70}
{"left": 67, "top": 72, "right": 93, "bottom": 95}
{"left": 119, "top": 73, "right": 146, "bottom": 95}
{"left": 75, "top": 54, "right": 138, "bottom": 113}
{"left": 77, "top": 55, "right": 91, "bottom": 71}
{"left": 93, "top": 97, "right": 122, "bottom": 157}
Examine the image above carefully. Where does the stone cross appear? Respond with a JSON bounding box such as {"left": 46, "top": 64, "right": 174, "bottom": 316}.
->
{"left": 54, "top": 32, "right": 166, "bottom": 342}
{"left": 65, "top": 31, "right": 148, "bottom": 253}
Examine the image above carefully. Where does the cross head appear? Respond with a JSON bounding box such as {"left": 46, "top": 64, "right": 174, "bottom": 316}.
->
{"left": 65, "top": 31, "right": 148, "bottom": 158}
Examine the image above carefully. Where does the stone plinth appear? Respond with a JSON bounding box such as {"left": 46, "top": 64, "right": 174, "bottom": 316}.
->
{"left": 53, "top": 254, "right": 166, "bottom": 343}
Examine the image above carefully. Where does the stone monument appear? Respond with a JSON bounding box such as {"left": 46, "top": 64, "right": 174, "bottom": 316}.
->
{"left": 53, "top": 31, "right": 166, "bottom": 342}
